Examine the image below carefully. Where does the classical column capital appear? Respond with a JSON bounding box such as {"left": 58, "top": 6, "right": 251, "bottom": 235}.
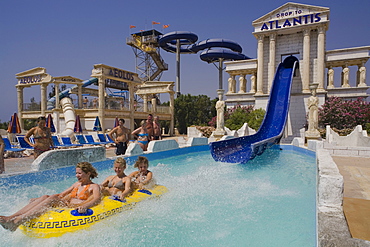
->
{"left": 269, "top": 33, "right": 276, "bottom": 41}
{"left": 317, "top": 25, "right": 327, "bottom": 34}
{"left": 257, "top": 34, "right": 265, "bottom": 42}
{"left": 303, "top": 28, "right": 311, "bottom": 36}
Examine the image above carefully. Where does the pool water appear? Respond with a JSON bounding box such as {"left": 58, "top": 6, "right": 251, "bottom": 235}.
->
{"left": 0, "top": 147, "right": 316, "bottom": 246}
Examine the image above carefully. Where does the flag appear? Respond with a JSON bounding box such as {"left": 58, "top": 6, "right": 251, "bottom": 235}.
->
{"left": 163, "top": 24, "right": 170, "bottom": 29}
{"left": 129, "top": 25, "right": 136, "bottom": 29}
{"left": 152, "top": 21, "right": 160, "bottom": 25}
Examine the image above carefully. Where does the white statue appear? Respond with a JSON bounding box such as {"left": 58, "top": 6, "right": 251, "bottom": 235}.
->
{"left": 216, "top": 90, "right": 225, "bottom": 131}
{"left": 327, "top": 67, "right": 334, "bottom": 88}
{"left": 342, "top": 66, "right": 350, "bottom": 87}
{"left": 305, "top": 83, "right": 320, "bottom": 139}
{"left": 359, "top": 66, "right": 366, "bottom": 86}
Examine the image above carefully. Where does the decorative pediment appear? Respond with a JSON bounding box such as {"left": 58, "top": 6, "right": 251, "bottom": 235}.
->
{"left": 136, "top": 81, "right": 174, "bottom": 94}
{"left": 15, "top": 67, "right": 52, "bottom": 84}
{"left": 52, "top": 76, "right": 83, "bottom": 83}
{"left": 15, "top": 67, "right": 47, "bottom": 77}
{"left": 253, "top": 2, "right": 330, "bottom": 33}
{"left": 91, "top": 64, "right": 141, "bottom": 84}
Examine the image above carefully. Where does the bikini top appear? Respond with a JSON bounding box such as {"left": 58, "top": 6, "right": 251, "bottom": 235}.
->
{"left": 108, "top": 177, "right": 125, "bottom": 190}
{"left": 70, "top": 184, "right": 91, "bottom": 200}
{"left": 34, "top": 128, "right": 51, "bottom": 139}
{"left": 133, "top": 170, "right": 151, "bottom": 183}
{"left": 138, "top": 133, "right": 148, "bottom": 137}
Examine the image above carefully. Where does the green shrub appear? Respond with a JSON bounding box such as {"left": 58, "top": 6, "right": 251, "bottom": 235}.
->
{"left": 318, "top": 97, "right": 370, "bottom": 130}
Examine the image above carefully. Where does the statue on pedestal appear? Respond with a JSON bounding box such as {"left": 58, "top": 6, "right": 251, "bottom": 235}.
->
{"left": 305, "top": 83, "right": 321, "bottom": 140}
{"left": 212, "top": 89, "right": 226, "bottom": 139}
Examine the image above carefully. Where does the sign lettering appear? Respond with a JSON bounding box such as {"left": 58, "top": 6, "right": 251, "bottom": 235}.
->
{"left": 260, "top": 12, "right": 322, "bottom": 31}
{"left": 108, "top": 69, "right": 134, "bottom": 81}
{"left": 19, "top": 75, "right": 42, "bottom": 84}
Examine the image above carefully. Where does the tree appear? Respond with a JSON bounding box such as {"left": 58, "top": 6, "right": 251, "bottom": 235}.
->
{"left": 174, "top": 94, "right": 212, "bottom": 134}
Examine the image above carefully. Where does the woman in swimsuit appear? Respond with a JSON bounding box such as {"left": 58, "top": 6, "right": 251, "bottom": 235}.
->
{"left": 129, "top": 156, "right": 154, "bottom": 190}
{"left": 131, "top": 120, "right": 149, "bottom": 151}
{"left": 0, "top": 162, "right": 101, "bottom": 232}
{"left": 25, "top": 116, "right": 54, "bottom": 159}
{"left": 100, "top": 157, "right": 131, "bottom": 201}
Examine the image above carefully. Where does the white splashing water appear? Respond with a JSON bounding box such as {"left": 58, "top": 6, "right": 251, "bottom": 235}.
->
{"left": 0, "top": 149, "right": 316, "bottom": 246}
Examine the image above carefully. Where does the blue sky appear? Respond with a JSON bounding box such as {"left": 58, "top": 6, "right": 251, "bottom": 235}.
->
{"left": 1, "top": 0, "right": 369, "bottom": 122}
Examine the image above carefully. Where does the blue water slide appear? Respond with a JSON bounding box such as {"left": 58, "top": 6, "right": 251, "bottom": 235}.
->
{"left": 189, "top": 38, "right": 243, "bottom": 53}
{"left": 200, "top": 49, "right": 250, "bottom": 63}
{"left": 158, "top": 31, "right": 198, "bottom": 53}
{"left": 209, "top": 56, "right": 299, "bottom": 163}
{"left": 47, "top": 78, "right": 98, "bottom": 110}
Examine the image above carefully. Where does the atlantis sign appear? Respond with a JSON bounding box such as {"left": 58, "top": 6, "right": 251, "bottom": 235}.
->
{"left": 259, "top": 12, "right": 323, "bottom": 32}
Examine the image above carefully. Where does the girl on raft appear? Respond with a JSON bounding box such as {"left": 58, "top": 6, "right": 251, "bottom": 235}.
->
{"left": 129, "top": 156, "right": 155, "bottom": 190}
{"left": 100, "top": 157, "right": 132, "bottom": 201}
{"left": 0, "top": 162, "right": 101, "bottom": 232}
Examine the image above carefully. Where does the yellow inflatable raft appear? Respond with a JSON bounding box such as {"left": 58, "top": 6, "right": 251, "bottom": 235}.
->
{"left": 19, "top": 185, "right": 168, "bottom": 238}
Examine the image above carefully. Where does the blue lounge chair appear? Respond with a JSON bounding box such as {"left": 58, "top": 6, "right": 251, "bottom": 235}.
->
{"left": 52, "top": 136, "right": 75, "bottom": 148}
{"left": 16, "top": 136, "right": 34, "bottom": 150}
{"left": 76, "top": 135, "right": 88, "bottom": 145}
{"left": 98, "top": 133, "right": 114, "bottom": 144}
{"left": 61, "top": 137, "right": 83, "bottom": 147}
{"left": 85, "top": 134, "right": 106, "bottom": 145}
{"left": 106, "top": 134, "right": 114, "bottom": 143}
{"left": 3, "top": 137, "right": 26, "bottom": 153}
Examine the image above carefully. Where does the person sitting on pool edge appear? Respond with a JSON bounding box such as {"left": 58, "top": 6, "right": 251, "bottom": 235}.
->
{"left": 129, "top": 156, "right": 155, "bottom": 190}
{"left": 0, "top": 162, "right": 101, "bottom": 232}
{"left": 100, "top": 157, "right": 131, "bottom": 201}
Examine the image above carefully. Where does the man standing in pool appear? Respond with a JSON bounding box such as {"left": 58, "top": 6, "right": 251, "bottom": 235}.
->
{"left": 108, "top": 118, "right": 130, "bottom": 155}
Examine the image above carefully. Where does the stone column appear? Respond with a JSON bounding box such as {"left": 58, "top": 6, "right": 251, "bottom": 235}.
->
{"left": 302, "top": 28, "right": 311, "bottom": 93}
{"left": 256, "top": 34, "right": 264, "bottom": 95}
{"left": 238, "top": 74, "right": 246, "bottom": 93}
{"left": 16, "top": 86, "right": 24, "bottom": 130}
{"left": 268, "top": 33, "right": 276, "bottom": 93}
{"left": 342, "top": 64, "right": 350, "bottom": 88}
{"left": 129, "top": 82, "right": 135, "bottom": 133}
{"left": 98, "top": 76, "right": 105, "bottom": 132}
{"left": 317, "top": 26, "right": 326, "bottom": 91}
{"left": 358, "top": 62, "right": 367, "bottom": 87}
{"left": 169, "top": 93, "right": 175, "bottom": 136}
{"left": 250, "top": 73, "right": 256, "bottom": 93}
{"left": 77, "top": 84, "right": 83, "bottom": 109}
{"left": 40, "top": 83, "right": 47, "bottom": 116}
{"left": 227, "top": 75, "right": 236, "bottom": 93}
{"left": 151, "top": 95, "right": 157, "bottom": 113}
{"left": 327, "top": 67, "right": 334, "bottom": 89}
{"left": 143, "top": 94, "right": 148, "bottom": 112}
{"left": 54, "top": 82, "right": 60, "bottom": 109}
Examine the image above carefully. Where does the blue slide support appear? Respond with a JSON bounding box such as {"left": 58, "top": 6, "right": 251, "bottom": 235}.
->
{"left": 47, "top": 78, "right": 98, "bottom": 110}
{"left": 209, "top": 56, "right": 299, "bottom": 164}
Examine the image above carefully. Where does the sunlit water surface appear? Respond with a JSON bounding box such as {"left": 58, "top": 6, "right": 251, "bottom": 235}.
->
{"left": 0, "top": 147, "right": 316, "bottom": 246}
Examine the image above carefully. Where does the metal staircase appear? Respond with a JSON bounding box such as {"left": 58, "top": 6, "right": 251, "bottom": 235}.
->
{"left": 126, "top": 30, "right": 168, "bottom": 81}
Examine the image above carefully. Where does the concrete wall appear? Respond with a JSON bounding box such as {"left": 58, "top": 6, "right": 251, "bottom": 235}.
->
{"left": 31, "top": 146, "right": 106, "bottom": 171}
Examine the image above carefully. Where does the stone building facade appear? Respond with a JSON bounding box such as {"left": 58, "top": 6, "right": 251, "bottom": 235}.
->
{"left": 225, "top": 2, "right": 369, "bottom": 141}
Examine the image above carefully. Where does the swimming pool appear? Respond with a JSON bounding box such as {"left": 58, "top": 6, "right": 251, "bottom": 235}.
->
{"left": 0, "top": 145, "right": 316, "bottom": 246}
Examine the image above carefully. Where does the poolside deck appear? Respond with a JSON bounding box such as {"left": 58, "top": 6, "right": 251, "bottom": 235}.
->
{"left": 1, "top": 146, "right": 369, "bottom": 243}
{"left": 332, "top": 156, "right": 370, "bottom": 242}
